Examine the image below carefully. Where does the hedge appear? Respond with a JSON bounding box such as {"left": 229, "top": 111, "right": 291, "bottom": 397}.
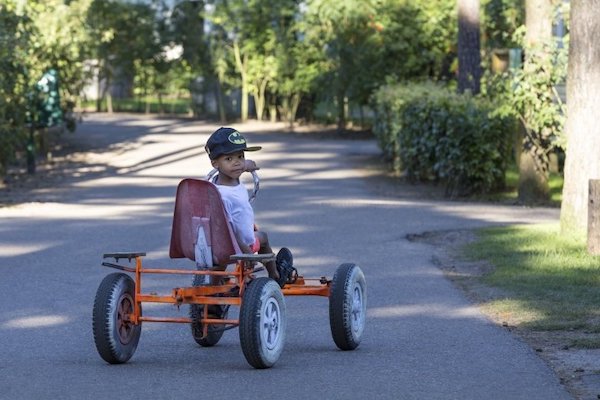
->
{"left": 371, "top": 81, "right": 515, "bottom": 196}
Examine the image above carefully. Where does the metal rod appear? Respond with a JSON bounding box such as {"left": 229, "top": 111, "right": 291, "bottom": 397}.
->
{"left": 140, "top": 268, "right": 241, "bottom": 276}
{"left": 137, "top": 316, "right": 240, "bottom": 326}
{"left": 101, "top": 262, "right": 136, "bottom": 272}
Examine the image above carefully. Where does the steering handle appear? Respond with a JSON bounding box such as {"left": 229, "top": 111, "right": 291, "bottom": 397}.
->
{"left": 206, "top": 169, "right": 260, "bottom": 203}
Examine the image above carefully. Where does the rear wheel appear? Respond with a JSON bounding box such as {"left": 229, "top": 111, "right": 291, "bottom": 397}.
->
{"left": 190, "top": 304, "right": 228, "bottom": 347}
{"left": 329, "top": 263, "right": 366, "bottom": 350}
{"left": 239, "top": 278, "right": 286, "bottom": 369}
{"left": 92, "top": 273, "right": 141, "bottom": 364}
{"left": 190, "top": 274, "right": 227, "bottom": 347}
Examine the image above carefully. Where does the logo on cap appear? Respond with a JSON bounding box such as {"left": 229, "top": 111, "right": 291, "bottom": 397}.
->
{"left": 228, "top": 131, "right": 246, "bottom": 145}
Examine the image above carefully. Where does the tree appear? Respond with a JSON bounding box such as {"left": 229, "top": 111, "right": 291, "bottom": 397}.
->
{"left": 0, "top": 2, "right": 34, "bottom": 175}
{"left": 0, "top": 0, "right": 91, "bottom": 175}
{"left": 170, "top": 0, "right": 208, "bottom": 116}
{"left": 87, "top": 0, "right": 162, "bottom": 113}
{"left": 208, "top": 0, "right": 274, "bottom": 122}
{"left": 305, "top": 0, "right": 384, "bottom": 130}
{"left": 560, "top": 0, "right": 600, "bottom": 235}
{"left": 247, "top": 52, "right": 277, "bottom": 121}
{"left": 483, "top": 0, "right": 524, "bottom": 50}
{"left": 457, "top": 0, "right": 482, "bottom": 94}
{"left": 517, "top": 0, "right": 554, "bottom": 203}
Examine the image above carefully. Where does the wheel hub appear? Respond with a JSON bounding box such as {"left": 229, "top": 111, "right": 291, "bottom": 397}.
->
{"left": 262, "top": 298, "right": 280, "bottom": 350}
{"left": 351, "top": 284, "right": 364, "bottom": 334}
{"left": 116, "top": 293, "right": 135, "bottom": 344}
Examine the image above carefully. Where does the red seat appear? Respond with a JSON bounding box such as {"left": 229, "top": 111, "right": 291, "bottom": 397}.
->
{"left": 169, "top": 178, "right": 241, "bottom": 267}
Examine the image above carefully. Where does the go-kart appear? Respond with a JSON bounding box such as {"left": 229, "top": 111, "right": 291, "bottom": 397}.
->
{"left": 92, "top": 170, "right": 367, "bottom": 369}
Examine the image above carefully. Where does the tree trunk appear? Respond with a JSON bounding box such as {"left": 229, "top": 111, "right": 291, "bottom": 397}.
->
{"left": 518, "top": 143, "right": 549, "bottom": 201}
{"left": 285, "top": 93, "right": 301, "bottom": 129}
{"left": 336, "top": 91, "right": 346, "bottom": 132}
{"left": 233, "top": 41, "right": 248, "bottom": 122}
{"left": 525, "top": 0, "right": 553, "bottom": 45}
{"left": 560, "top": 0, "right": 600, "bottom": 235}
{"left": 518, "top": 0, "right": 553, "bottom": 203}
{"left": 253, "top": 78, "right": 268, "bottom": 121}
{"left": 457, "top": 0, "right": 482, "bottom": 94}
{"left": 241, "top": 81, "right": 249, "bottom": 122}
{"left": 216, "top": 79, "right": 226, "bottom": 124}
{"left": 269, "top": 104, "right": 277, "bottom": 123}
{"left": 588, "top": 180, "right": 600, "bottom": 254}
{"left": 106, "top": 92, "right": 113, "bottom": 114}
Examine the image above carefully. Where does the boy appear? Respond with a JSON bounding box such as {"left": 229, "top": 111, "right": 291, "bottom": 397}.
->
{"left": 205, "top": 127, "right": 295, "bottom": 288}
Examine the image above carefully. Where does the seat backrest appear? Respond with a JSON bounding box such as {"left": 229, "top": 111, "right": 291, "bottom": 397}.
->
{"left": 169, "top": 178, "right": 241, "bottom": 266}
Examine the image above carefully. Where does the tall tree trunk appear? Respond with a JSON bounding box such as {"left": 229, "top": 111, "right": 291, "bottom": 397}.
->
{"left": 336, "top": 91, "right": 346, "bottom": 132}
{"left": 518, "top": 0, "right": 553, "bottom": 203}
{"left": 457, "top": 0, "right": 482, "bottom": 94}
{"left": 560, "top": 0, "right": 600, "bottom": 235}
{"left": 216, "top": 79, "right": 226, "bottom": 124}
{"left": 240, "top": 80, "right": 249, "bottom": 123}
{"left": 233, "top": 41, "right": 248, "bottom": 122}
{"left": 253, "top": 78, "right": 268, "bottom": 121}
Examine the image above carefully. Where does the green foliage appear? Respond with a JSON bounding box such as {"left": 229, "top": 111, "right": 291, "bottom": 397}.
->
{"left": 371, "top": 82, "right": 515, "bottom": 196}
{"left": 30, "top": 0, "right": 92, "bottom": 120}
{"left": 304, "top": 0, "right": 457, "bottom": 127}
{"left": 482, "top": 26, "right": 568, "bottom": 176}
{"left": 0, "top": 2, "right": 32, "bottom": 174}
{"left": 87, "top": 0, "right": 169, "bottom": 110}
{"left": 35, "top": 69, "right": 63, "bottom": 128}
{"left": 0, "top": 0, "right": 91, "bottom": 175}
{"left": 482, "top": 0, "right": 524, "bottom": 49}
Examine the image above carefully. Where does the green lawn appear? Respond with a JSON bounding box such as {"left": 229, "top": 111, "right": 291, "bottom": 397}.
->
{"left": 481, "top": 165, "right": 564, "bottom": 205}
{"left": 463, "top": 224, "right": 600, "bottom": 345}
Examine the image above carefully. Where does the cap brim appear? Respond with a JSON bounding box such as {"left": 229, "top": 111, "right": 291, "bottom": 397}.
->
{"left": 245, "top": 146, "right": 262, "bottom": 152}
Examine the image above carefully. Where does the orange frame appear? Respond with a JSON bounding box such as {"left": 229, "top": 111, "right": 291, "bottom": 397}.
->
{"left": 109, "top": 255, "right": 332, "bottom": 340}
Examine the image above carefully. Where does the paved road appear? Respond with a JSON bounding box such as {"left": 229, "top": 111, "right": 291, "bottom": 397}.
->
{"left": 0, "top": 114, "right": 570, "bottom": 399}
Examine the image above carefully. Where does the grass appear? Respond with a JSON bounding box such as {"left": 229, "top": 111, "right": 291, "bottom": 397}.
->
{"left": 485, "top": 165, "right": 564, "bottom": 205}
{"left": 463, "top": 224, "right": 600, "bottom": 342}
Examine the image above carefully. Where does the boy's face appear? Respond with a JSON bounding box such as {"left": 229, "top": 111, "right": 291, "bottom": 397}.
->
{"left": 211, "top": 150, "right": 245, "bottom": 181}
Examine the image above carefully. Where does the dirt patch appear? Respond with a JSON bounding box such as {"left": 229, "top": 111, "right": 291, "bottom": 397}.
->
{"left": 410, "top": 230, "right": 600, "bottom": 400}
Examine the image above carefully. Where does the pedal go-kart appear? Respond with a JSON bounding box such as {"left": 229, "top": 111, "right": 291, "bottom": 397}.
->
{"left": 92, "top": 170, "right": 367, "bottom": 369}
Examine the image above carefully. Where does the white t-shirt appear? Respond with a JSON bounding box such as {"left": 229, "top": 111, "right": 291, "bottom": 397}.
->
{"left": 216, "top": 183, "right": 255, "bottom": 247}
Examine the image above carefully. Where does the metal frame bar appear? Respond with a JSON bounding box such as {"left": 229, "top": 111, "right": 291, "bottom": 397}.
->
{"left": 102, "top": 254, "right": 332, "bottom": 331}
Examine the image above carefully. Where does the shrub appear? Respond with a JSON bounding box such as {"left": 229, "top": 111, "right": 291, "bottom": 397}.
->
{"left": 371, "top": 81, "right": 515, "bottom": 196}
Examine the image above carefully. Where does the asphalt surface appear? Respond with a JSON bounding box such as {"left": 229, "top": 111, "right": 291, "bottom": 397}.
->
{"left": 0, "top": 114, "right": 571, "bottom": 399}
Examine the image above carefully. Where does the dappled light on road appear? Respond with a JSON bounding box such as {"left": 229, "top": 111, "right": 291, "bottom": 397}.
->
{"left": 0, "top": 201, "right": 173, "bottom": 220}
{"left": 369, "top": 303, "right": 482, "bottom": 320}
{"left": 0, "top": 242, "right": 56, "bottom": 258}
{"left": 1, "top": 315, "right": 70, "bottom": 329}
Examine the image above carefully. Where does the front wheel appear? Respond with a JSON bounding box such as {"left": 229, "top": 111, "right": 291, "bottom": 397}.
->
{"left": 329, "top": 263, "right": 366, "bottom": 350}
{"left": 239, "top": 278, "right": 286, "bottom": 369}
{"left": 92, "top": 273, "right": 141, "bottom": 364}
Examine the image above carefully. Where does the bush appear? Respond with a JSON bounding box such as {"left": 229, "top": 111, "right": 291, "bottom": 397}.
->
{"left": 371, "top": 81, "right": 515, "bottom": 196}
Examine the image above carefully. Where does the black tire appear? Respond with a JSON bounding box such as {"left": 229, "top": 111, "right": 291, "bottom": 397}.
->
{"left": 189, "top": 274, "right": 227, "bottom": 347}
{"left": 329, "top": 263, "right": 366, "bottom": 350}
{"left": 92, "top": 273, "right": 141, "bottom": 364}
{"left": 239, "top": 278, "right": 286, "bottom": 369}
{"left": 190, "top": 305, "right": 227, "bottom": 347}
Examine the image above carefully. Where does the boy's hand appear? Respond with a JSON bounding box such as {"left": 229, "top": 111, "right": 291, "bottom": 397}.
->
{"left": 244, "top": 160, "right": 259, "bottom": 172}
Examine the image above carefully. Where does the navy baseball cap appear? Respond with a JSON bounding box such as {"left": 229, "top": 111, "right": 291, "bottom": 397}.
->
{"left": 205, "top": 127, "right": 262, "bottom": 160}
